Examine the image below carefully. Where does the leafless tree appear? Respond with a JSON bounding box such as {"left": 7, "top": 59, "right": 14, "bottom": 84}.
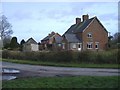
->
{"left": 0, "top": 15, "right": 13, "bottom": 40}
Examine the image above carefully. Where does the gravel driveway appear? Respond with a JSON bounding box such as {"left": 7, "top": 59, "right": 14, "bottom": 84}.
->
{"left": 1, "top": 61, "right": 120, "bottom": 78}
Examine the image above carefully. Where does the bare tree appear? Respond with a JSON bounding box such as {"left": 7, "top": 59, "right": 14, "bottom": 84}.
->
{"left": 0, "top": 15, "right": 13, "bottom": 40}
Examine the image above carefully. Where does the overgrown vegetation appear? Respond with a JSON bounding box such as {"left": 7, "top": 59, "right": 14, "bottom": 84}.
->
{"left": 3, "top": 37, "right": 20, "bottom": 50}
{"left": 2, "top": 76, "right": 119, "bottom": 88}
{"left": 108, "top": 32, "right": 120, "bottom": 49}
{"left": 2, "top": 49, "right": 119, "bottom": 64}
{"left": 3, "top": 59, "right": 119, "bottom": 68}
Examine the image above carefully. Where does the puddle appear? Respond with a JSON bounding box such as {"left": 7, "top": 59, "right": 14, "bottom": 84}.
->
{"left": 2, "top": 68, "right": 20, "bottom": 74}
{"left": 2, "top": 68, "right": 20, "bottom": 80}
{"left": 2, "top": 76, "right": 17, "bottom": 80}
{"left": 39, "top": 69, "right": 47, "bottom": 71}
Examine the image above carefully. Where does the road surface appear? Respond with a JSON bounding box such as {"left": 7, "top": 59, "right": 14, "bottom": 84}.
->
{"left": 1, "top": 61, "right": 120, "bottom": 78}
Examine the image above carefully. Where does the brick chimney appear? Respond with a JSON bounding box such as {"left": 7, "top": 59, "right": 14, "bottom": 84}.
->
{"left": 82, "top": 14, "right": 89, "bottom": 22}
{"left": 48, "top": 32, "right": 55, "bottom": 37}
{"left": 76, "top": 18, "right": 81, "bottom": 24}
{"left": 51, "top": 31, "right": 55, "bottom": 35}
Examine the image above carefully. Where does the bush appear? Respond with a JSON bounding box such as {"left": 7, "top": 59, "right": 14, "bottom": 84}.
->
{"left": 2, "top": 50, "right": 24, "bottom": 60}
{"left": 77, "top": 51, "right": 91, "bottom": 63}
{"left": 2, "top": 49, "right": 119, "bottom": 64}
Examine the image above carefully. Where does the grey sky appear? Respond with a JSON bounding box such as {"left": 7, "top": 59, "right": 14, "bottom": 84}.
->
{"left": 1, "top": 2, "right": 119, "bottom": 42}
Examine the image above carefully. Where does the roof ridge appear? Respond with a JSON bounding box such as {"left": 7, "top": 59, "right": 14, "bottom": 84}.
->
{"left": 62, "top": 24, "right": 76, "bottom": 36}
{"left": 63, "top": 16, "right": 97, "bottom": 35}
{"left": 25, "top": 37, "right": 37, "bottom": 44}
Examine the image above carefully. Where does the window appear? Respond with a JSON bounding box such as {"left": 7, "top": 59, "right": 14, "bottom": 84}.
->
{"left": 95, "top": 44, "right": 98, "bottom": 49}
{"left": 62, "top": 43, "right": 65, "bottom": 49}
{"left": 78, "top": 43, "right": 81, "bottom": 51}
{"left": 87, "top": 33, "right": 92, "bottom": 38}
{"left": 95, "top": 42, "right": 99, "bottom": 49}
{"left": 78, "top": 44, "right": 81, "bottom": 48}
{"left": 58, "top": 44, "right": 61, "bottom": 47}
{"left": 87, "top": 42, "right": 93, "bottom": 49}
{"left": 73, "top": 44, "right": 76, "bottom": 48}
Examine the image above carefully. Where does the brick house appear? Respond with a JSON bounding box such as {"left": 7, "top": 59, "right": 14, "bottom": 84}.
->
{"left": 23, "top": 38, "right": 39, "bottom": 52}
{"left": 41, "top": 32, "right": 62, "bottom": 50}
{"left": 62, "top": 14, "right": 108, "bottom": 51}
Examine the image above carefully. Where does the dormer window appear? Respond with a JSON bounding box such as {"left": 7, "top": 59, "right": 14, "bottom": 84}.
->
{"left": 87, "top": 33, "right": 92, "bottom": 38}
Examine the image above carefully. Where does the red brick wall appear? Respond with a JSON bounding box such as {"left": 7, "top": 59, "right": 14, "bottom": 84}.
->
{"left": 82, "top": 18, "right": 108, "bottom": 50}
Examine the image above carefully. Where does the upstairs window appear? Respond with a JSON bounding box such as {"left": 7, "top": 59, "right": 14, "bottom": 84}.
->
{"left": 87, "top": 33, "right": 92, "bottom": 38}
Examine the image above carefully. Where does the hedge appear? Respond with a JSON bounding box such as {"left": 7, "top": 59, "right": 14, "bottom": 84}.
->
{"left": 2, "top": 49, "right": 119, "bottom": 64}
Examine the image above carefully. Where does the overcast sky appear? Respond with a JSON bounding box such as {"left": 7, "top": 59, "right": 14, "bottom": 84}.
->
{"left": 1, "top": 1, "right": 119, "bottom": 43}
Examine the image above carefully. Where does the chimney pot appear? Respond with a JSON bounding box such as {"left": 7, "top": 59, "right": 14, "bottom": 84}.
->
{"left": 82, "top": 14, "right": 89, "bottom": 22}
{"left": 76, "top": 18, "right": 81, "bottom": 24}
{"left": 51, "top": 31, "right": 55, "bottom": 35}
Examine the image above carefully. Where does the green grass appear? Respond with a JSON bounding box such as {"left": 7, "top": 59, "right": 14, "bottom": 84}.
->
{"left": 2, "top": 76, "right": 119, "bottom": 88}
{"left": 2, "top": 58, "right": 119, "bottom": 68}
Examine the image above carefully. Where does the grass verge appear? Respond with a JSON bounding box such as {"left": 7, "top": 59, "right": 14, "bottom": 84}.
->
{"left": 2, "top": 58, "right": 120, "bottom": 68}
{"left": 2, "top": 76, "right": 119, "bottom": 88}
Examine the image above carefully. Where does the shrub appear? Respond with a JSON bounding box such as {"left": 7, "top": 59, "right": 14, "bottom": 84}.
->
{"left": 2, "top": 49, "right": 119, "bottom": 64}
{"left": 53, "top": 51, "right": 73, "bottom": 62}
{"left": 77, "top": 51, "right": 91, "bottom": 63}
{"left": 2, "top": 50, "right": 24, "bottom": 59}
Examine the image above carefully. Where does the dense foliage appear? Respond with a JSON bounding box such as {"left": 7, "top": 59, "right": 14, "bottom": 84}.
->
{"left": 3, "top": 37, "right": 20, "bottom": 50}
{"left": 2, "top": 49, "right": 119, "bottom": 64}
{"left": 108, "top": 32, "right": 120, "bottom": 49}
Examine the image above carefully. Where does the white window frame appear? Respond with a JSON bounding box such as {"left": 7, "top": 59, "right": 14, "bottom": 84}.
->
{"left": 78, "top": 43, "right": 81, "bottom": 48}
{"left": 78, "top": 43, "right": 82, "bottom": 51}
{"left": 72, "top": 44, "right": 76, "bottom": 49}
{"left": 95, "top": 42, "right": 99, "bottom": 49}
{"left": 87, "top": 42, "right": 93, "bottom": 49}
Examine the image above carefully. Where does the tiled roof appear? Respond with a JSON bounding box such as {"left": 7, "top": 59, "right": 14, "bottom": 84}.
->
{"left": 25, "top": 38, "right": 38, "bottom": 44}
{"left": 63, "top": 17, "right": 95, "bottom": 35}
{"left": 65, "top": 34, "right": 81, "bottom": 43}
{"left": 41, "top": 32, "right": 56, "bottom": 41}
{"left": 54, "top": 36, "right": 62, "bottom": 43}
{"left": 41, "top": 36, "right": 49, "bottom": 41}
{"left": 75, "top": 17, "right": 94, "bottom": 33}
